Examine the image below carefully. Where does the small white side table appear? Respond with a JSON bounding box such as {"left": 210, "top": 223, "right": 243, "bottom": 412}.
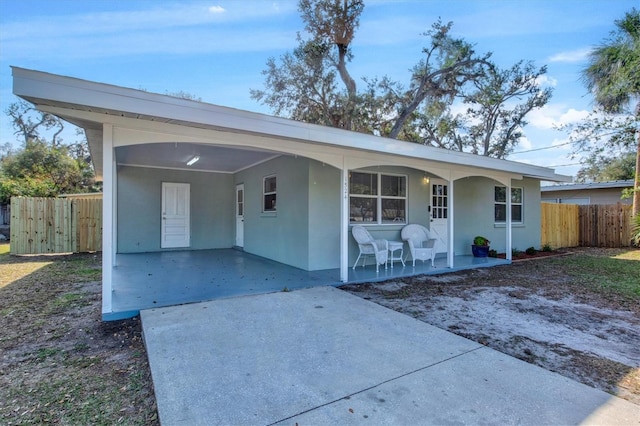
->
{"left": 388, "top": 241, "right": 405, "bottom": 268}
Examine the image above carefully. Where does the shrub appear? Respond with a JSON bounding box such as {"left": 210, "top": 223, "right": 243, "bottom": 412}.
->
{"left": 488, "top": 249, "right": 498, "bottom": 258}
{"left": 525, "top": 247, "right": 537, "bottom": 255}
{"left": 631, "top": 214, "right": 640, "bottom": 247}
{"left": 542, "top": 244, "right": 553, "bottom": 252}
{"left": 473, "top": 236, "right": 490, "bottom": 246}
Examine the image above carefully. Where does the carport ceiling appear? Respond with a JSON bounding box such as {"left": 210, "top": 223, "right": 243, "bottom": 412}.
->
{"left": 116, "top": 143, "right": 281, "bottom": 174}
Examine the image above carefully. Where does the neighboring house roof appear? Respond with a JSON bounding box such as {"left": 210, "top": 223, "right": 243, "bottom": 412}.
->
{"left": 12, "top": 67, "right": 571, "bottom": 183}
{"left": 541, "top": 180, "right": 634, "bottom": 192}
{"left": 58, "top": 193, "right": 103, "bottom": 199}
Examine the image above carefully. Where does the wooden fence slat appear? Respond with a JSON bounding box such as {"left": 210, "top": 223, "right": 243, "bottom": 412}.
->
{"left": 10, "top": 196, "right": 102, "bottom": 254}
{"left": 542, "top": 202, "right": 631, "bottom": 249}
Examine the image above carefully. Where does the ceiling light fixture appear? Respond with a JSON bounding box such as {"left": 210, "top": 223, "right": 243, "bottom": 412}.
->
{"left": 186, "top": 155, "right": 200, "bottom": 166}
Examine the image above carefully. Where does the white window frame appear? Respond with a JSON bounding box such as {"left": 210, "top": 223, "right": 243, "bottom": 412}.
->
{"left": 263, "top": 175, "right": 276, "bottom": 212}
{"left": 495, "top": 186, "right": 523, "bottom": 223}
{"left": 349, "top": 171, "right": 408, "bottom": 224}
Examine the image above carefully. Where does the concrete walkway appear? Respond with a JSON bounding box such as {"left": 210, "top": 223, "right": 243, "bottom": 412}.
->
{"left": 141, "top": 286, "right": 639, "bottom": 425}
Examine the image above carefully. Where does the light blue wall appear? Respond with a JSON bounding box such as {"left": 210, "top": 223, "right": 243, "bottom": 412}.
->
{"left": 116, "top": 160, "right": 544, "bottom": 267}
{"left": 235, "top": 156, "right": 312, "bottom": 270}
{"left": 308, "top": 161, "right": 341, "bottom": 269}
{"left": 453, "top": 177, "right": 541, "bottom": 255}
{"left": 117, "top": 166, "right": 234, "bottom": 253}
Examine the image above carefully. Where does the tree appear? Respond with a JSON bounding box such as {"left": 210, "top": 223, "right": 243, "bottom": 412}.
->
{"left": 251, "top": 1, "right": 551, "bottom": 159}
{"left": 581, "top": 8, "right": 640, "bottom": 215}
{"left": 251, "top": 0, "right": 364, "bottom": 131}
{"left": 0, "top": 101, "right": 98, "bottom": 204}
{"left": 414, "top": 61, "right": 552, "bottom": 158}
{"left": 575, "top": 149, "right": 636, "bottom": 182}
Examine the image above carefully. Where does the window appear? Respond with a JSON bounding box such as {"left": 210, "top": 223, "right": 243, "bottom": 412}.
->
{"left": 495, "top": 186, "right": 523, "bottom": 223}
{"left": 263, "top": 175, "right": 276, "bottom": 211}
{"left": 432, "top": 184, "right": 448, "bottom": 219}
{"left": 350, "top": 171, "right": 407, "bottom": 224}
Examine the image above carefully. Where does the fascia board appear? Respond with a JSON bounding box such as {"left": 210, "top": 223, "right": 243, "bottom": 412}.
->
{"left": 13, "top": 66, "right": 571, "bottom": 182}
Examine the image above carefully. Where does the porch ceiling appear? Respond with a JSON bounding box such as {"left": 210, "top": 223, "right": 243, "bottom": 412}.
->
{"left": 116, "top": 143, "right": 281, "bottom": 174}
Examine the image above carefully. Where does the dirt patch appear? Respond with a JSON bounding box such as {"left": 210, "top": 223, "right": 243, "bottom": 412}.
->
{"left": 0, "top": 250, "right": 158, "bottom": 425}
{"left": 341, "top": 248, "right": 640, "bottom": 405}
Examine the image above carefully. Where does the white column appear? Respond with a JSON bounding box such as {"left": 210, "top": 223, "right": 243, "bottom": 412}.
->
{"left": 506, "top": 181, "right": 512, "bottom": 261}
{"left": 340, "top": 162, "right": 349, "bottom": 282}
{"left": 448, "top": 178, "right": 455, "bottom": 268}
{"left": 102, "top": 124, "right": 114, "bottom": 317}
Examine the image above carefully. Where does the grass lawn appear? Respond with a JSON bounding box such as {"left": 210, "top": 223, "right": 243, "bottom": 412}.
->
{"left": 549, "top": 248, "right": 640, "bottom": 302}
{"left": 0, "top": 248, "right": 158, "bottom": 425}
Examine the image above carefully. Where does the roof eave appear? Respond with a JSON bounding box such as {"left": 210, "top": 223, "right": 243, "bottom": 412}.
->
{"left": 12, "top": 66, "right": 570, "bottom": 183}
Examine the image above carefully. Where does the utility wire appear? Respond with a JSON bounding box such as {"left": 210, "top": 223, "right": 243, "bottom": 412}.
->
{"left": 510, "top": 141, "right": 572, "bottom": 154}
{"left": 510, "top": 129, "right": 626, "bottom": 155}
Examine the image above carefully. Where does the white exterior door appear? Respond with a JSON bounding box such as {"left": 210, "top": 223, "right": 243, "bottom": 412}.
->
{"left": 430, "top": 180, "right": 449, "bottom": 254}
{"left": 161, "top": 182, "right": 190, "bottom": 248}
{"left": 235, "top": 184, "right": 244, "bottom": 247}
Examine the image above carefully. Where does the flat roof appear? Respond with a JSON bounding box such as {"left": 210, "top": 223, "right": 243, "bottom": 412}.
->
{"left": 12, "top": 66, "right": 571, "bottom": 183}
{"left": 541, "top": 180, "right": 634, "bottom": 192}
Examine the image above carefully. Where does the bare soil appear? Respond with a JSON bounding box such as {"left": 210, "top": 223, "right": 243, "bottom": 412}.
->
{"left": 341, "top": 248, "right": 640, "bottom": 405}
{"left": 0, "top": 250, "right": 158, "bottom": 425}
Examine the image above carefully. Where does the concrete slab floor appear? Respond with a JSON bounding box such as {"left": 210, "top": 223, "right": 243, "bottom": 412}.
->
{"left": 109, "top": 249, "right": 508, "bottom": 319}
{"left": 141, "top": 286, "right": 639, "bottom": 425}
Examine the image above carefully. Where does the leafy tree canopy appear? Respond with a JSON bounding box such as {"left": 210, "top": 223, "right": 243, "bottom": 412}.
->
{"left": 575, "top": 8, "right": 640, "bottom": 215}
{"left": 575, "top": 149, "right": 636, "bottom": 183}
{"left": 0, "top": 101, "right": 99, "bottom": 204}
{"left": 251, "top": 0, "right": 552, "bottom": 159}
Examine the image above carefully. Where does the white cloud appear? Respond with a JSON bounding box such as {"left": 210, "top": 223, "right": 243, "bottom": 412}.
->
{"left": 527, "top": 105, "right": 590, "bottom": 130}
{"left": 1, "top": 2, "right": 294, "bottom": 41}
{"left": 518, "top": 135, "right": 533, "bottom": 151}
{"left": 557, "top": 108, "right": 590, "bottom": 124}
{"left": 535, "top": 75, "right": 557, "bottom": 87}
{"left": 0, "top": 2, "right": 299, "bottom": 60}
{"left": 548, "top": 48, "right": 592, "bottom": 63}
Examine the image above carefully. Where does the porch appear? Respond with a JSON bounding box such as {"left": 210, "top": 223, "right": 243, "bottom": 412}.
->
{"left": 107, "top": 249, "right": 509, "bottom": 320}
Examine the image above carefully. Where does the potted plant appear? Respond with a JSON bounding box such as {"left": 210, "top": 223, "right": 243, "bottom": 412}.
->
{"left": 472, "top": 236, "right": 490, "bottom": 257}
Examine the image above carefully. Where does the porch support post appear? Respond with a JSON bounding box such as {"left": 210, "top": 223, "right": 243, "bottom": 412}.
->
{"left": 447, "top": 178, "right": 455, "bottom": 268}
{"left": 340, "top": 162, "right": 349, "bottom": 282}
{"left": 102, "top": 124, "right": 115, "bottom": 317}
{"left": 506, "top": 180, "right": 512, "bottom": 261}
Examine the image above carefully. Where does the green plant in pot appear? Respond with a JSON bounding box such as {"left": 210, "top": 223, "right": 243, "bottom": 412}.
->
{"left": 472, "top": 236, "right": 490, "bottom": 257}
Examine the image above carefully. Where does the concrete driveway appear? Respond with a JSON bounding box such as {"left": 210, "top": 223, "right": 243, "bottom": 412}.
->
{"left": 141, "top": 286, "right": 639, "bottom": 425}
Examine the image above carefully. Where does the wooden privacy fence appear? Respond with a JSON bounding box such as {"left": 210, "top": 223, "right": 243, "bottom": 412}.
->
{"left": 10, "top": 197, "right": 102, "bottom": 254}
{"left": 578, "top": 204, "right": 633, "bottom": 248}
{"left": 541, "top": 202, "right": 633, "bottom": 249}
{"left": 541, "top": 203, "right": 580, "bottom": 249}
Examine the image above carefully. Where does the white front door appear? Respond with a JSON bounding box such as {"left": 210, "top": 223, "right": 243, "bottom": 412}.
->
{"left": 161, "top": 182, "right": 190, "bottom": 248}
{"left": 430, "top": 180, "right": 449, "bottom": 254}
{"left": 235, "top": 184, "right": 244, "bottom": 247}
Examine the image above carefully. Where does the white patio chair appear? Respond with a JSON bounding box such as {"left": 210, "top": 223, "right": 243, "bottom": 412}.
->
{"left": 401, "top": 224, "right": 438, "bottom": 267}
{"left": 351, "top": 225, "right": 388, "bottom": 272}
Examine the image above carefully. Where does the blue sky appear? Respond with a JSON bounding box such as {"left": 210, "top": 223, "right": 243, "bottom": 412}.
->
{"left": 0, "top": 0, "right": 636, "bottom": 178}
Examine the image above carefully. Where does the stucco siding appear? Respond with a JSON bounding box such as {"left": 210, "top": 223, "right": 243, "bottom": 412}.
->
{"left": 308, "top": 161, "right": 341, "bottom": 270}
{"left": 235, "top": 156, "right": 311, "bottom": 270}
{"left": 454, "top": 177, "right": 541, "bottom": 255}
{"left": 117, "top": 166, "right": 234, "bottom": 253}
